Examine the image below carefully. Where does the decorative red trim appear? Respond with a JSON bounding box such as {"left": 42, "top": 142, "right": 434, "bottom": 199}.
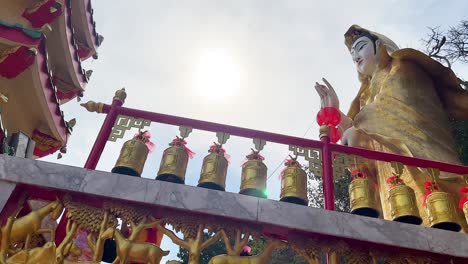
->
{"left": 77, "top": 47, "right": 92, "bottom": 59}
{"left": 0, "top": 25, "right": 41, "bottom": 45}
{"left": 32, "top": 129, "right": 61, "bottom": 157}
{"left": 0, "top": 46, "right": 36, "bottom": 78}
{"left": 22, "top": 0, "right": 63, "bottom": 28}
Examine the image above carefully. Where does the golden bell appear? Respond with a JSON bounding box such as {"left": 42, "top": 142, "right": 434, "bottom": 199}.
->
{"left": 240, "top": 159, "right": 267, "bottom": 198}
{"left": 426, "top": 191, "right": 461, "bottom": 232}
{"left": 156, "top": 145, "right": 188, "bottom": 184}
{"left": 349, "top": 178, "right": 379, "bottom": 218}
{"left": 388, "top": 184, "right": 422, "bottom": 225}
{"left": 198, "top": 152, "right": 228, "bottom": 191}
{"left": 112, "top": 139, "right": 148, "bottom": 177}
{"left": 280, "top": 163, "right": 308, "bottom": 205}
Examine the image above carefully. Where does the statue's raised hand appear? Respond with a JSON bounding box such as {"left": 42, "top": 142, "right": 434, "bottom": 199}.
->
{"left": 314, "top": 78, "right": 339, "bottom": 109}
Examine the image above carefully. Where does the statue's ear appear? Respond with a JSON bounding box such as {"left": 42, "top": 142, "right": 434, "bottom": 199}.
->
{"left": 377, "top": 41, "right": 392, "bottom": 68}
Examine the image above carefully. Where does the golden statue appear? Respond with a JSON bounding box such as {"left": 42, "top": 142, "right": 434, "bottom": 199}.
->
{"left": 100, "top": 226, "right": 169, "bottom": 264}
{"left": 208, "top": 239, "right": 287, "bottom": 264}
{"left": 314, "top": 25, "right": 468, "bottom": 230}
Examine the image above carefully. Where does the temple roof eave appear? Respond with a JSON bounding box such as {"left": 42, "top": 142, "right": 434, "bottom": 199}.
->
{"left": 70, "top": 0, "right": 101, "bottom": 61}
{"left": 46, "top": 0, "right": 89, "bottom": 103}
{"left": 0, "top": 26, "right": 70, "bottom": 156}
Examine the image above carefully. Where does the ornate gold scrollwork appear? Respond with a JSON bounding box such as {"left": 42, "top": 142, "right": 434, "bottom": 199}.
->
{"left": 289, "top": 145, "right": 322, "bottom": 177}
{"left": 209, "top": 238, "right": 287, "bottom": 264}
{"left": 109, "top": 115, "right": 151, "bottom": 142}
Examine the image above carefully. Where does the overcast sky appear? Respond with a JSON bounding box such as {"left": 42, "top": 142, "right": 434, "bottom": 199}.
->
{"left": 42, "top": 1, "right": 468, "bottom": 262}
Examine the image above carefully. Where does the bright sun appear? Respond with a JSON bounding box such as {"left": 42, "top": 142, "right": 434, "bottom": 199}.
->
{"left": 192, "top": 49, "right": 241, "bottom": 100}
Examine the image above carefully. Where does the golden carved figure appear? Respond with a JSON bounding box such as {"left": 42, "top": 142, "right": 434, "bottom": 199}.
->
{"left": 59, "top": 197, "right": 119, "bottom": 263}
{"left": 208, "top": 239, "right": 287, "bottom": 264}
{"left": 156, "top": 219, "right": 221, "bottom": 264}
{"left": 219, "top": 229, "right": 250, "bottom": 256}
{"left": 6, "top": 241, "right": 56, "bottom": 264}
{"left": 100, "top": 226, "right": 169, "bottom": 264}
{"left": 0, "top": 199, "right": 63, "bottom": 262}
{"left": 315, "top": 25, "right": 468, "bottom": 230}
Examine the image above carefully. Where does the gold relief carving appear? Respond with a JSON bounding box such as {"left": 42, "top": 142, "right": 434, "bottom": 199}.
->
{"left": 156, "top": 216, "right": 223, "bottom": 264}
{"left": 289, "top": 234, "right": 442, "bottom": 264}
{"left": 100, "top": 222, "right": 168, "bottom": 264}
{"left": 0, "top": 198, "right": 63, "bottom": 264}
{"left": 109, "top": 115, "right": 151, "bottom": 142}
{"left": 209, "top": 239, "right": 287, "bottom": 264}
{"left": 218, "top": 229, "right": 251, "bottom": 256}
{"left": 0, "top": 196, "right": 167, "bottom": 264}
{"left": 60, "top": 197, "right": 118, "bottom": 263}
{"left": 289, "top": 145, "right": 322, "bottom": 177}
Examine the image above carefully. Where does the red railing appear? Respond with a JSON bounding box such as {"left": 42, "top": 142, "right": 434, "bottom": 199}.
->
{"left": 84, "top": 93, "right": 468, "bottom": 213}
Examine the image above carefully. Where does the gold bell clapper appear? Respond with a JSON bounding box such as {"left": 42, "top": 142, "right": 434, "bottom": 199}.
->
{"left": 349, "top": 169, "right": 379, "bottom": 218}
{"left": 240, "top": 149, "right": 267, "bottom": 198}
{"left": 111, "top": 130, "right": 154, "bottom": 177}
{"left": 458, "top": 186, "right": 468, "bottom": 225}
{"left": 423, "top": 181, "right": 461, "bottom": 232}
{"left": 386, "top": 175, "right": 422, "bottom": 225}
{"left": 198, "top": 143, "right": 229, "bottom": 191}
{"left": 156, "top": 137, "right": 194, "bottom": 184}
{"left": 279, "top": 157, "right": 308, "bottom": 205}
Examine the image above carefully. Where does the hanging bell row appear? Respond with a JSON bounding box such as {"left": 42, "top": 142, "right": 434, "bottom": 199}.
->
{"left": 348, "top": 170, "right": 462, "bottom": 231}
{"left": 111, "top": 136, "right": 308, "bottom": 205}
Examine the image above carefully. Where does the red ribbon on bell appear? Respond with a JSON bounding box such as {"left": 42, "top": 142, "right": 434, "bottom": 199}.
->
{"left": 423, "top": 181, "right": 439, "bottom": 207}
{"left": 134, "top": 131, "right": 155, "bottom": 152}
{"left": 171, "top": 137, "right": 195, "bottom": 159}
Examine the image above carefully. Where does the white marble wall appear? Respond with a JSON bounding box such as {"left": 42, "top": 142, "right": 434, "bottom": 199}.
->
{"left": 0, "top": 154, "right": 466, "bottom": 259}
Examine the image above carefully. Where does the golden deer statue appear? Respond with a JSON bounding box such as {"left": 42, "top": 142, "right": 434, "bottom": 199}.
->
{"left": 208, "top": 239, "right": 287, "bottom": 264}
{"left": 100, "top": 227, "right": 169, "bottom": 264}
{"left": 0, "top": 199, "right": 63, "bottom": 262}
{"left": 5, "top": 241, "right": 56, "bottom": 264}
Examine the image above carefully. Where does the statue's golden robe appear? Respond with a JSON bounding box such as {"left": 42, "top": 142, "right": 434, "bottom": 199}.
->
{"left": 346, "top": 46, "right": 468, "bottom": 231}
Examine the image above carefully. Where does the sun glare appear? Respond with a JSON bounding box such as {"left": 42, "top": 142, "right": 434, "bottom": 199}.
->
{"left": 192, "top": 49, "right": 241, "bottom": 100}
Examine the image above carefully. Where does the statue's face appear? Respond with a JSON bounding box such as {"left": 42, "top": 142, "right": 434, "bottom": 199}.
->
{"left": 350, "top": 36, "right": 377, "bottom": 76}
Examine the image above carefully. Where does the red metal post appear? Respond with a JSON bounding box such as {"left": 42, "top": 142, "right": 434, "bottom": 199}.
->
{"left": 84, "top": 99, "right": 122, "bottom": 170}
{"left": 320, "top": 126, "right": 335, "bottom": 211}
